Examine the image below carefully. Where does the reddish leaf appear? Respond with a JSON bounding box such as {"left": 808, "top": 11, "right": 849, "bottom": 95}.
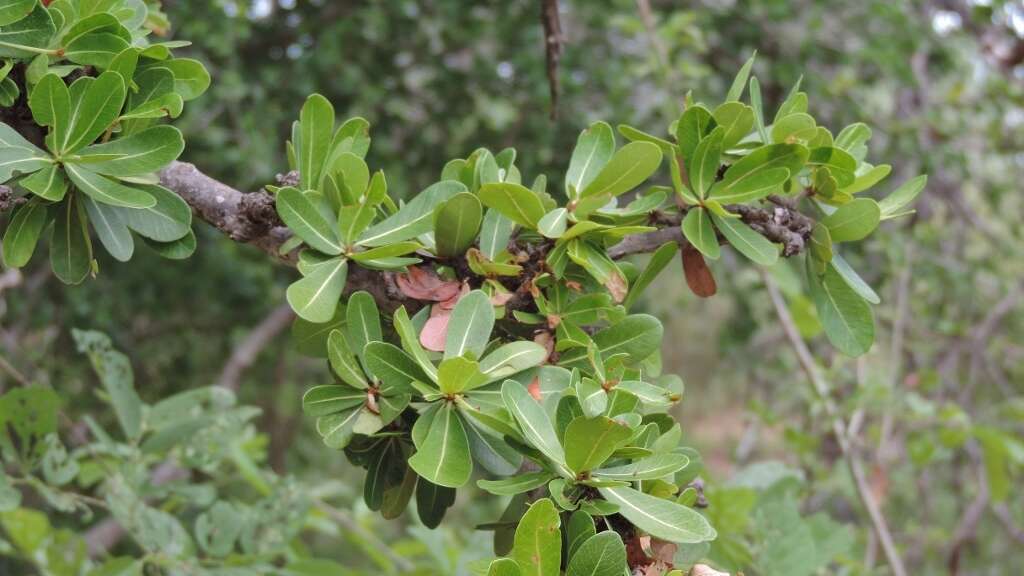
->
{"left": 396, "top": 265, "right": 461, "bottom": 302}
{"left": 527, "top": 376, "right": 543, "bottom": 401}
{"left": 490, "top": 290, "right": 514, "bottom": 306}
{"left": 682, "top": 243, "right": 717, "bottom": 298}
{"left": 420, "top": 305, "right": 451, "bottom": 352}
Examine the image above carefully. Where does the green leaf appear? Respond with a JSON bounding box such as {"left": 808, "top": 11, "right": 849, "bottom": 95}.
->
{"left": 444, "top": 290, "right": 494, "bottom": 360}
{"left": 708, "top": 144, "right": 807, "bottom": 203}
{"left": 479, "top": 208, "right": 516, "bottom": 260}
{"left": 479, "top": 182, "right": 546, "bottom": 229}
{"left": 275, "top": 187, "right": 342, "bottom": 255}
{"left": 708, "top": 167, "right": 789, "bottom": 205}
{"left": 771, "top": 112, "right": 817, "bottom": 144}
{"left": 0, "top": 122, "right": 49, "bottom": 182}
{"left": 617, "top": 124, "right": 675, "bottom": 156}
{"left": 511, "top": 499, "right": 561, "bottom": 576}
{"left": 565, "top": 532, "right": 627, "bottom": 576}
{"left": 2, "top": 198, "right": 48, "bottom": 267}
{"left": 65, "top": 163, "right": 155, "bottom": 208}
{"left": 713, "top": 102, "right": 755, "bottom": 149}
{"left": 834, "top": 122, "right": 872, "bottom": 152}
{"left": 0, "top": 0, "right": 35, "bottom": 26}
{"left": 416, "top": 478, "right": 456, "bottom": 529}
{"left": 465, "top": 411, "right": 522, "bottom": 475}
{"left": 598, "top": 486, "right": 716, "bottom": 543}
{"left": 831, "top": 254, "right": 880, "bottom": 305}
{"left": 726, "top": 51, "right": 757, "bottom": 102}
{"left": 74, "top": 126, "right": 184, "bottom": 176}
{"left": 302, "top": 385, "right": 365, "bottom": 417}
{"left": 49, "top": 195, "right": 91, "bottom": 284}
{"left": 434, "top": 191, "right": 482, "bottom": 257}
{"left": 822, "top": 198, "right": 880, "bottom": 242}
{"left": 393, "top": 306, "right": 438, "bottom": 382}
{"left": 298, "top": 93, "right": 334, "bottom": 190}
{"left": 564, "top": 416, "right": 632, "bottom": 473}
{"left": 623, "top": 241, "right": 677, "bottom": 310}
{"left": 578, "top": 141, "right": 662, "bottom": 200}
{"left": 365, "top": 341, "right": 430, "bottom": 395}
{"left": 594, "top": 453, "right": 690, "bottom": 481}
{"left": 439, "top": 357, "right": 484, "bottom": 398}
{"left": 327, "top": 329, "right": 369, "bottom": 389}
{"left": 575, "top": 378, "right": 607, "bottom": 418}
{"left": 566, "top": 121, "right": 615, "bottom": 198}
{"left": 347, "top": 241, "right": 421, "bottom": 262}
{"left": 808, "top": 146, "right": 857, "bottom": 187}
{"left": 20, "top": 162, "right": 67, "bottom": 201}
{"left": 0, "top": 4, "right": 54, "bottom": 58}
{"left": 558, "top": 315, "right": 663, "bottom": 368}
{"left": 60, "top": 13, "right": 128, "bottom": 47}
{"left": 82, "top": 195, "right": 133, "bottom": 262}
{"left": 879, "top": 175, "right": 927, "bottom": 219}
{"left": 487, "top": 558, "right": 522, "bottom": 576}
{"left": 143, "top": 231, "right": 195, "bottom": 260}
{"left": 681, "top": 208, "right": 719, "bottom": 260}
{"left": 72, "top": 330, "right": 143, "bottom": 440}
{"left": 807, "top": 257, "right": 874, "bottom": 357}
{"left": 28, "top": 74, "right": 70, "bottom": 152}
{"left": 63, "top": 72, "right": 126, "bottom": 154}
{"left": 65, "top": 32, "right": 129, "bottom": 68}
{"left": 537, "top": 207, "right": 568, "bottom": 239}
{"left": 841, "top": 163, "right": 891, "bottom": 195}
{"left": 479, "top": 341, "right": 547, "bottom": 383}
{"left": 567, "top": 511, "right": 596, "bottom": 560}
{"left": 345, "top": 290, "right": 381, "bottom": 360}
{"left": 502, "top": 380, "right": 568, "bottom": 475}
{"left": 711, "top": 212, "right": 778, "bottom": 265}
{"left": 477, "top": 471, "right": 555, "bottom": 496}
{"left": 144, "top": 58, "right": 210, "bottom": 101}
{"left": 748, "top": 76, "right": 770, "bottom": 143}
{"left": 408, "top": 403, "right": 472, "bottom": 488}
{"left": 688, "top": 126, "right": 723, "bottom": 198}
{"left": 109, "top": 184, "right": 191, "bottom": 242}
{"left": 286, "top": 258, "right": 348, "bottom": 323}
{"left": 315, "top": 405, "right": 361, "bottom": 449}
{"left": 676, "top": 105, "right": 716, "bottom": 164}
{"left": 358, "top": 180, "right": 465, "bottom": 246}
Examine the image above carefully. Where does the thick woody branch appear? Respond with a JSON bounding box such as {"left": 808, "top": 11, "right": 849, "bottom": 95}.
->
{"left": 158, "top": 160, "right": 815, "bottom": 310}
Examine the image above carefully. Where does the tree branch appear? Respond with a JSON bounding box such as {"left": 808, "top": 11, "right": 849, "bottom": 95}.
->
{"left": 217, "top": 303, "right": 296, "bottom": 391}
{"left": 158, "top": 160, "right": 815, "bottom": 312}
{"left": 762, "top": 270, "right": 908, "bottom": 576}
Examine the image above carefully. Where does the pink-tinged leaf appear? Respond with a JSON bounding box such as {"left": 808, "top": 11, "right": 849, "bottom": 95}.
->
{"left": 396, "top": 265, "right": 461, "bottom": 302}
{"left": 437, "top": 282, "right": 470, "bottom": 311}
{"left": 527, "top": 376, "right": 543, "bottom": 401}
{"left": 490, "top": 290, "right": 514, "bottom": 306}
{"left": 420, "top": 306, "right": 451, "bottom": 352}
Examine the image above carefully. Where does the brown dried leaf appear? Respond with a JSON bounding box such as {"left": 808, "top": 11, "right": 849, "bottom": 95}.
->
{"left": 396, "top": 265, "right": 461, "bottom": 302}
{"left": 606, "top": 270, "right": 628, "bottom": 303}
{"left": 682, "top": 244, "right": 717, "bottom": 298}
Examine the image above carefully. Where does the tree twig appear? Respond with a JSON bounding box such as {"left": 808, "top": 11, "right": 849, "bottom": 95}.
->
{"left": 217, "top": 303, "right": 295, "bottom": 391}
{"left": 313, "top": 498, "right": 416, "bottom": 573}
{"left": 539, "top": 0, "right": 563, "bottom": 119}
{"left": 762, "top": 269, "right": 908, "bottom": 576}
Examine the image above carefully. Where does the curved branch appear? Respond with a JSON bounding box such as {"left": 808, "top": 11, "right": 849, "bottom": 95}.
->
{"left": 158, "top": 160, "right": 815, "bottom": 310}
